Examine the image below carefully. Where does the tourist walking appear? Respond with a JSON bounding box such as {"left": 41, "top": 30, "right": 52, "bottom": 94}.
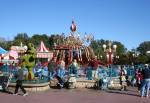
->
{"left": 14, "top": 65, "right": 28, "bottom": 96}
{"left": 135, "top": 68, "right": 143, "bottom": 92}
{"left": 140, "top": 64, "right": 150, "bottom": 98}
{"left": 119, "top": 65, "right": 127, "bottom": 91}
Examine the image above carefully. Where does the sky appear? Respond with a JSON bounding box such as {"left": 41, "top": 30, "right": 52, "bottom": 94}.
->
{"left": 0, "top": 0, "right": 150, "bottom": 50}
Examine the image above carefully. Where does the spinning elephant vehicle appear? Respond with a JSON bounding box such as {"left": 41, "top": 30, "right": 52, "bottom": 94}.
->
{"left": 54, "top": 20, "right": 95, "bottom": 66}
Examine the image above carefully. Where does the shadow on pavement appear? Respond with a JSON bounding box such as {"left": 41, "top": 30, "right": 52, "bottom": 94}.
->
{"left": 106, "top": 89, "right": 139, "bottom": 97}
{"left": 0, "top": 90, "right": 13, "bottom": 94}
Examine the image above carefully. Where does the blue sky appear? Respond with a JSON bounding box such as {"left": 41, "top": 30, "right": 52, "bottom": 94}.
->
{"left": 0, "top": 0, "right": 150, "bottom": 50}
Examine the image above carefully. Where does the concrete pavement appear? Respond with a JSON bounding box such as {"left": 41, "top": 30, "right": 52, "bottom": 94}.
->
{"left": 0, "top": 87, "right": 149, "bottom": 103}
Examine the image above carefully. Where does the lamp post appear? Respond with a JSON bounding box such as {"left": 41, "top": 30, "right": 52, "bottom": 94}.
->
{"left": 146, "top": 50, "right": 150, "bottom": 55}
{"left": 132, "top": 52, "right": 139, "bottom": 65}
{"left": 114, "top": 55, "right": 119, "bottom": 64}
{"left": 103, "top": 41, "right": 117, "bottom": 65}
{"left": 100, "top": 55, "right": 103, "bottom": 60}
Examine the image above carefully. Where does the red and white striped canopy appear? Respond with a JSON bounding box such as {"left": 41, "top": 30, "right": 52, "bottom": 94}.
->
{"left": 37, "top": 41, "right": 49, "bottom": 52}
{"left": 36, "top": 41, "right": 53, "bottom": 59}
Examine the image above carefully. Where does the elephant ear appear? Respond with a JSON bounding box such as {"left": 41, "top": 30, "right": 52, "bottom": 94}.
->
{"left": 87, "top": 46, "right": 95, "bottom": 59}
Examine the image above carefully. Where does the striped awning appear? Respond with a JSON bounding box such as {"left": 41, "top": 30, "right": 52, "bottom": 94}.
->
{"left": 37, "top": 52, "right": 53, "bottom": 58}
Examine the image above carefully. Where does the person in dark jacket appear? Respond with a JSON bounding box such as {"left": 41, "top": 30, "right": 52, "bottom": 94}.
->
{"left": 14, "top": 65, "right": 28, "bottom": 96}
{"left": 140, "top": 64, "right": 150, "bottom": 98}
{"left": 135, "top": 69, "right": 143, "bottom": 92}
{"left": 48, "top": 57, "right": 57, "bottom": 80}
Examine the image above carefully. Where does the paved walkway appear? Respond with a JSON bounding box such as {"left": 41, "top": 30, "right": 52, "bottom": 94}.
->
{"left": 0, "top": 87, "right": 149, "bottom": 103}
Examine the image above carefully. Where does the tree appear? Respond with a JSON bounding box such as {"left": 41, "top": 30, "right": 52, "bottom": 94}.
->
{"left": 0, "top": 37, "right": 12, "bottom": 50}
{"left": 90, "top": 39, "right": 105, "bottom": 60}
{"left": 13, "top": 33, "right": 30, "bottom": 46}
{"left": 48, "top": 34, "right": 57, "bottom": 49}
{"left": 136, "top": 41, "right": 150, "bottom": 64}
{"left": 48, "top": 34, "right": 65, "bottom": 49}
{"left": 30, "top": 34, "right": 49, "bottom": 49}
{"left": 137, "top": 55, "right": 149, "bottom": 64}
{"left": 137, "top": 41, "right": 150, "bottom": 55}
{"left": 113, "top": 41, "right": 127, "bottom": 56}
{"left": 117, "top": 54, "right": 128, "bottom": 65}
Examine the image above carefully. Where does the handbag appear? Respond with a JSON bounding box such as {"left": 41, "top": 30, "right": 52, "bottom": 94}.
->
{"left": 121, "top": 76, "right": 126, "bottom": 82}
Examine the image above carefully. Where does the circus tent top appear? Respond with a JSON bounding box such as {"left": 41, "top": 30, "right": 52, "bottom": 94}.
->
{"left": 36, "top": 41, "right": 53, "bottom": 59}
{"left": 37, "top": 41, "right": 49, "bottom": 52}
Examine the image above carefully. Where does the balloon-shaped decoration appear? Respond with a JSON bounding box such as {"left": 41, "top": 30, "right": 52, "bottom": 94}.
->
{"left": 70, "top": 20, "right": 76, "bottom": 32}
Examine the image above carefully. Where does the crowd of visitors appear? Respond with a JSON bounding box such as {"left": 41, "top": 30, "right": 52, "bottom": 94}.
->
{"left": 0, "top": 58, "right": 150, "bottom": 98}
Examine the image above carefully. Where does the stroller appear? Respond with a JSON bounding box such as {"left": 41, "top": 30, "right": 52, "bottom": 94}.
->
{"left": 55, "top": 75, "right": 65, "bottom": 89}
{"left": 55, "top": 68, "right": 67, "bottom": 89}
{"left": 0, "top": 73, "right": 13, "bottom": 91}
